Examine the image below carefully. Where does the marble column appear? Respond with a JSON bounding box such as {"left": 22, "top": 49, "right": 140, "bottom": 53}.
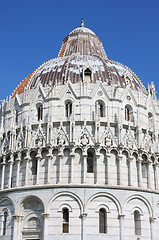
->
{"left": 42, "top": 213, "right": 49, "bottom": 240}
{"left": 118, "top": 154, "right": 123, "bottom": 186}
{"left": 46, "top": 148, "right": 52, "bottom": 184}
{"left": 1, "top": 157, "right": 6, "bottom": 190}
{"left": 128, "top": 157, "right": 133, "bottom": 186}
{"left": 148, "top": 160, "right": 152, "bottom": 189}
{"left": 16, "top": 153, "right": 21, "bottom": 187}
{"left": 0, "top": 214, "right": 4, "bottom": 235}
{"left": 70, "top": 153, "right": 75, "bottom": 184}
{"left": 119, "top": 214, "right": 125, "bottom": 240}
{"left": 81, "top": 212, "right": 87, "bottom": 240}
{"left": 154, "top": 163, "right": 159, "bottom": 190}
{"left": 12, "top": 215, "right": 23, "bottom": 240}
{"left": 106, "top": 153, "right": 111, "bottom": 185}
{"left": 36, "top": 152, "right": 42, "bottom": 185}
{"left": 8, "top": 157, "right": 14, "bottom": 189}
{"left": 24, "top": 152, "right": 31, "bottom": 186}
{"left": 58, "top": 151, "right": 63, "bottom": 184}
{"left": 150, "top": 217, "right": 156, "bottom": 240}
{"left": 82, "top": 154, "right": 87, "bottom": 184}
{"left": 137, "top": 157, "right": 143, "bottom": 187}
{"left": 95, "top": 154, "right": 100, "bottom": 184}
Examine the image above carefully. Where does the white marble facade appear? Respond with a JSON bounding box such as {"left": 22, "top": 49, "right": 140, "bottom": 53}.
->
{"left": 0, "top": 24, "right": 159, "bottom": 240}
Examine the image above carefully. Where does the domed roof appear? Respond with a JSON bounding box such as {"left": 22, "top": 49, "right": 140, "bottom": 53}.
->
{"left": 69, "top": 26, "right": 96, "bottom": 36}
{"left": 12, "top": 21, "right": 147, "bottom": 97}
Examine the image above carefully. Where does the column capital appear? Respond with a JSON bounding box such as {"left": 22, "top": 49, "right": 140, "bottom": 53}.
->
{"left": 106, "top": 153, "right": 111, "bottom": 158}
{"left": 42, "top": 213, "right": 49, "bottom": 219}
{"left": 137, "top": 157, "right": 143, "bottom": 163}
{"left": 149, "top": 217, "right": 156, "bottom": 223}
{"left": 81, "top": 212, "right": 88, "bottom": 219}
{"left": 12, "top": 215, "right": 24, "bottom": 222}
{"left": 82, "top": 154, "right": 87, "bottom": 158}
{"left": 118, "top": 154, "right": 123, "bottom": 161}
{"left": 118, "top": 214, "right": 125, "bottom": 219}
{"left": 8, "top": 159, "right": 14, "bottom": 164}
{"left": 1, "top": 161, "right": 6, "bottom": 166}
{"left": 128, "top": 157, "right": 134, "bottom": 162}
{"left": 58, "top": 153, "right": 64, "bottom": 158}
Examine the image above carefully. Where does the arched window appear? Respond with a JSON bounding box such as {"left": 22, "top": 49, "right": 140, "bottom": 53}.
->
{"left": 99, "top": 208, "right": 107, "bottom": 233}
{"left": 87, "top": 151, "right": 94, "bottom": 173}
{"left": 65, "top": 102, "right": 72, "bottom": 117}
{"left": 99, "top": 103, "right": 104, "bottom": 117}
{"left": 37, "top": 105, "right": 43, "bottom": 121}
{"left": 134, "top": 210, "right": 141, "bottom": 235}
{"left": 2, "top": 211, "right": 8, "bottom": 236}
{"left": 95, "top": 101, "right": 105, "bottom": 118}
{"left": 125, "top": 105, "right": 133, "bottom": 121}
{"left": 62, "top": 208, "right": 69, "bottom": 233}
{"left": 84, "top": 68, "right": 91, "bottom": 82}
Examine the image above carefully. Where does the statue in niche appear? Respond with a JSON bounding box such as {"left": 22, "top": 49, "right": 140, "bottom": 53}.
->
{"left": 104, "top": 134, "right": 112, "bottom": 147}
{"left": 126, "top": 138, "right": 133, "bottom": 149}
{"left": 80, "top": 133, "right": 89, "bottom": 146}
{"left": 145, "top": 141, "right": 151, "bottom": 153}
{"left": 35, "top": 136, "right": 43, "bottom": 147}
{"left": 3, "top": 137, "right": 9, "bottom": 153}
{"left": 57, "top": 132, "right": 66, "bottom": 145}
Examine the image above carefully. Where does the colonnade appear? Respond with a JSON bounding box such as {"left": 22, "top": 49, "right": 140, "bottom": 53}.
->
{"left": 0, "top": 146, "right": 159, "bottom": 191}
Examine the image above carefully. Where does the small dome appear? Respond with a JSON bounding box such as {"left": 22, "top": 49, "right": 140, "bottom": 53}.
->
{"left": 69, "top": 26, "right": 96, "bottom": 36}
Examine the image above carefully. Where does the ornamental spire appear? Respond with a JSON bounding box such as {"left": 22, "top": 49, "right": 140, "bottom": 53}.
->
{"left": 80, "top": 18, "right": 85, "bottom": 27}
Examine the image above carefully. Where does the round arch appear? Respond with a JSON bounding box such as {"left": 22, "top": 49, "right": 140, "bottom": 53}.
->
{"left": 17, "top": 195, "right": 45, "bottom": 214}
{"left": 47, "top": 191, "right": 84, "bottom": 213}
{"left": 85, "top": 192, "right": 122, "bottom": 215}
{"left": 123, "top": 194, "right": 153, "bottom": 217}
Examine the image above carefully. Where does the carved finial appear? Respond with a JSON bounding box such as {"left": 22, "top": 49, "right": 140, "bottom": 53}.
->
{"left": 80, "top": 18, "right": 85, "bottom": 27}
{"left": 148, "top": 81, "right": 157, "bottom": 100}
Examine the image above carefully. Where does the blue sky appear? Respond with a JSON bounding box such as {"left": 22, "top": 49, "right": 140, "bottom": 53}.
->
{"left": 0, "top": 0, "right": 159, "bottom": 100}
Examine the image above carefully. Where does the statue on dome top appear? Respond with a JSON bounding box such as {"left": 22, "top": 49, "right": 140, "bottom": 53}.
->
{"left": 80, "top": 18, "right": 85, "bottom": 27}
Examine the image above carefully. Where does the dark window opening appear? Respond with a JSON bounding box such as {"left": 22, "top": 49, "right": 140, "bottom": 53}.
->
{"left": 31, "top": 152, "right": 38, "bottom": 175}
{"left": 65, "top": 102, "right": 72, "bottom": 117}
{"left": 125, "top": 107, "right": 130, "bottom": 121}
{"left": 38, "top": 105, "right": 43, "bottom": 121}
{"left": 62, "top": 208, "right": 69, "bottom": 233}
{"left": 134, "top": 210, "right": 141, "bottom": 235}
{"left": 15, "top": 110, "right": 18, "bottom": 124}
{"left": 32, "top": 159, "right": 37, "bottom": 175}
{"left": 84, "top": 68, "right": 91, "bottom": 82}
{"left": 99, "top": 103, "right": 104, "bottom": 117}
{"left": 2, "top": 211, "right": 8, "bottom": 236}
{"left": 87, "top": 151, "right": 94, "bottom": 173}
{"left": 99, "top": 208, "right": 107, "bottom": 234}
{"left": 125, "top": 105, "right": 133, "bottom": 122}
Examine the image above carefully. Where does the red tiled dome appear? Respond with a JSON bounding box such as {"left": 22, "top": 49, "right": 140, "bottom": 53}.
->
{"left": 12, "top": 24, "right": 147, "bottom": 97}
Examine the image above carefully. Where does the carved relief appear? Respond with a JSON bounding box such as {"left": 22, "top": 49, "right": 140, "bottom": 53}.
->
{"left": 143, "top": 133, "right": 152, "bottom": 153}
{"left": 123, "top": 131, "right": 134, "bottom": 150}
{"left": 30, "top": 125, "right": 46, "bottom": 148}
{"left": 100, "top": 128, "right": 113, "bottom": 147}
{"left": 104, "top": 133, "right": 112, "bottom": 147}
{"left": 80, "top": 133, "right": 89, "bottom": 146}
{"left": 57, "top": 130, "right": 66, "bottom": 145}
{"left": 16, "top": 129, "right": 25, "bottom": 150}
{"left": 2, "top": 136, "right": 9, "bottom": 154}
